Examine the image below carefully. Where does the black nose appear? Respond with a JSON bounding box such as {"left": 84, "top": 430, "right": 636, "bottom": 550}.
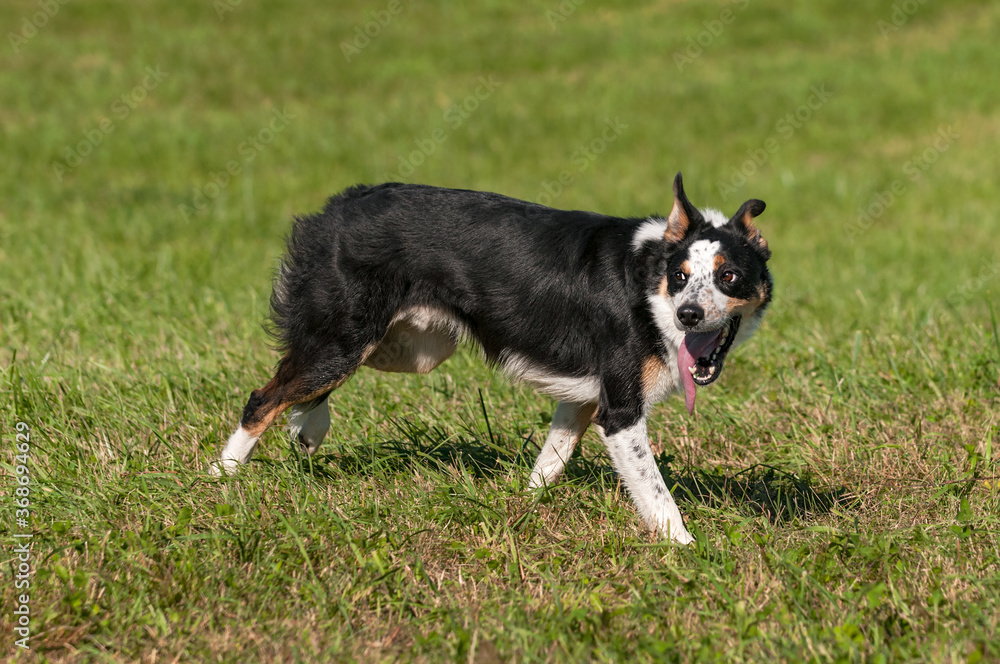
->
{"left": 676, "top": 304, "right": 704, "bottom": 328}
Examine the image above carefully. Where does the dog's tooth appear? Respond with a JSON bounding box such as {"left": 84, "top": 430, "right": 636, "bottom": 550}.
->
{"left": 708, "top": 366, "right": 716, "bottom": 375}
{"left": 689, "top": 366, "right": 698, "bottom": 376}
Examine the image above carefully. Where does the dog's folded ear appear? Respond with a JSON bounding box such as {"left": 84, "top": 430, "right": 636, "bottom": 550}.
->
{"left": 665, "top": 172, "right": 699, "bottom": 243}
{"left": 729, "top": 198, "right": 770, "bottom": 259}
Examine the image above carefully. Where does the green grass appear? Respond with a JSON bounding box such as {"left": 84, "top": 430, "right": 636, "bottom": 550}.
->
{"left": 2, "top": 0, "right": 999, "bottom": 661}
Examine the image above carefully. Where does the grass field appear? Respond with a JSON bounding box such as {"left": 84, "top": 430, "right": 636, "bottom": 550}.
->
{"left": 2, "top": 0, "right": 999, "bottom": 661}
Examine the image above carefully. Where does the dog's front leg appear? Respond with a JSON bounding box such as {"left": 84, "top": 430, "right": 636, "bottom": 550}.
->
{"left": 596, "top": 403, "right": 694, "bottom": 545}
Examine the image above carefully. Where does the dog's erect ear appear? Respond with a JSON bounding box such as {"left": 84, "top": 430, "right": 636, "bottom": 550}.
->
{"left": 729, "top": 198, "right": 770, "bottom": 259}
{"left": 665, "top": 172, "right": 697, "bottom": 243}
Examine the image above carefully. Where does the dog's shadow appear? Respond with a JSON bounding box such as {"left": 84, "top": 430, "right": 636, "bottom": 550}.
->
{"left": 304, "top": 418, "right": 852, "bottom": 524}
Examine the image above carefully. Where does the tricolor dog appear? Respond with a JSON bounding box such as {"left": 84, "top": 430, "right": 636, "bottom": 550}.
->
{"left": 214, "top": 173, "right": 772, "bottom": 544}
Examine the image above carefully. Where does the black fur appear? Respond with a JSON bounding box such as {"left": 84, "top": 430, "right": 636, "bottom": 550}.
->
{"left": 270, "top": 183, "right": 661, "bottom": 382}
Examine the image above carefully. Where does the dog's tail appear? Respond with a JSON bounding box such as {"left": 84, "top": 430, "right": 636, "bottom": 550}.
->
{"left": 266, "top": 183, "right": 409, "bottom": 353}
{"left": 266, "top": 205, "right": 343, "bottom": 354}
{"left": 265, "top": 251, "right": 296, "bottom": 353}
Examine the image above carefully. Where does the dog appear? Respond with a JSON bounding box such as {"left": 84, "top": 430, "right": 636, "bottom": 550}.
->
{"left": 212, "top": 172, "right": 772, "bottom": 544}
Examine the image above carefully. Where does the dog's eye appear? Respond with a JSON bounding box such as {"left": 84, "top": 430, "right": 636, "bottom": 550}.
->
{"left": 721, "top": 270, "right": 738, "bottom": 284}
{"left": 673, "top": 270, "right": 687, "bottom": 283}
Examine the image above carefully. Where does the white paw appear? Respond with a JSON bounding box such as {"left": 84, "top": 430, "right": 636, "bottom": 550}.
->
{"left": 296, "top": 435, "right": 323, "bottom": 456}
{"left": 664, "top": 524, "right": 695, "bottom": 545}
{"left": 290, "top": 403, "right": 329, "bottom": 457}
{"left": 527, "top": 468, "right": 560, "bottom": 490}
{"left": 209, "top": 458, "right": 241, "bottom": 477}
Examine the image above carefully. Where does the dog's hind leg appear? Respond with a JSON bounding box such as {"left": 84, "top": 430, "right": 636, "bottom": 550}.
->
{"left": 287, "top": 393, "right": 332, "bottom": 456}
{"left": 528, "top": 401, "right": 597, "bottom": 488}
{"left": 212, "top": 348, "right": 360, "bottom": 475}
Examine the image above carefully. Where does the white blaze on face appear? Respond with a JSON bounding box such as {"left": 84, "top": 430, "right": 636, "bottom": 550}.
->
{"left": 686, "top": 239, "right": 720, "bottom": 277}
{"left": 676, "top": 239, "right": 729, "bottom": 328}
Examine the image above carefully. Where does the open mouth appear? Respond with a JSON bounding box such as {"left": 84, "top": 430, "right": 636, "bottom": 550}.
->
{"left": 677, "top": 315, "right": 741, "bottom": 415}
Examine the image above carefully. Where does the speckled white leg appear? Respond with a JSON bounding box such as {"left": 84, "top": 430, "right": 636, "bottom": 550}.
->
{"left": 598, "top": 419, "right": 694, "bottom": 544}
{"left": 528, "top": 401, "right": 596, "bottom": 488}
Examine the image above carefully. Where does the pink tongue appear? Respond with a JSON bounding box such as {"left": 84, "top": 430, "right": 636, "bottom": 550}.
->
{"left": 677, "top": 330, "right": 723, "bottom": 415}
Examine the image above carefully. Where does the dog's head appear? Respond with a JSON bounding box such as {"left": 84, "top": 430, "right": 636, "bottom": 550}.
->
{"left": 636, "top": 172, "right": 773, "bottom": 414}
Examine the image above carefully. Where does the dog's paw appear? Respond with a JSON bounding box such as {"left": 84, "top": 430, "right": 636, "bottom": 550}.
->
{"left": 670, "top": 528, "right": 696, "bottom": 546}
{"left": 296, "top": 433, "right": 323, "bottom": 456}
{"left": 208, "top": 458, "right": 241, "bottom": 477}
{"left": 657, "top": 519, "right": 695, "bottom": 545}
{"left": 526, "top": 472, "right": 548, "bottom": 491}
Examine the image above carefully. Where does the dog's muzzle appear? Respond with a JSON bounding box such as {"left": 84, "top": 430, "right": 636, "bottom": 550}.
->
{"left": 677, "top": 315, "right": 741, "bottom": 414}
